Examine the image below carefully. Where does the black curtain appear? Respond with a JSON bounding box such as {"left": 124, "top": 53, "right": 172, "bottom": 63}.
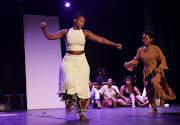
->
{"left": 144, "top": 0, "right": 180, "bottom": 103}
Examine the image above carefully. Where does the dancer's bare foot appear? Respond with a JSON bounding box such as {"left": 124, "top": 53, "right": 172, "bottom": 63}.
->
{"left": 148, "top": 109, "right": 158, "bottom": 113}
{"left": 66, "top": 100, "right": 72, "bottom": 114}
{"left": 80, "top": 113, "right": 87, "bottom": 120}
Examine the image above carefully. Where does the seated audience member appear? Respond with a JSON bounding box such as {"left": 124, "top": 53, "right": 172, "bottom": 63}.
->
{"left": 96, "top": 68, "right": 107, "bottom": 87}
{"left": 89, "top": 80, "right": 93, "bottom": 91}
{"left": 120, "top": 76, "right": 146, "bottom": 107}
{"left": 90, "top": 82, "right": 101, "bottom": 108}
{"left": 99, "top": 78, "right": 130, "bottom": 108}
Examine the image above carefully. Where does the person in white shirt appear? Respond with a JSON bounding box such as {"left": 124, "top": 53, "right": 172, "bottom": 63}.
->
{"left": 99, "top": 78, "right": 130, "bottom": 108}
{"left": 90, "top": 82, "right": 101, "bottom": 108}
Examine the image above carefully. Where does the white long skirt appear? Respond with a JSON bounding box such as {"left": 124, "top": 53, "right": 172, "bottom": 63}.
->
{"left": 58, "top": 53, "right": 90, "bottom": 99}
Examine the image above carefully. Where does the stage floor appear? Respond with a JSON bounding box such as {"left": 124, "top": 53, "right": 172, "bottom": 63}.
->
{"left": 0, "top": 105, "right": 180, "bottom": 125}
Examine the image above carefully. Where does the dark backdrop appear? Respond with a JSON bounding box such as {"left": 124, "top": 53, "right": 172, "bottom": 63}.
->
{"left": 1, "top": 0, "right": 179, "bottom": 109}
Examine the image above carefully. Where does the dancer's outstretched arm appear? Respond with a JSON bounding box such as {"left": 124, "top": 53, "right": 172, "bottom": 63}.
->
{"left": 84, "top": 30, "right": 122, "bottom": 49}
{"left": 41, "top": 22, "right": 67, "bottom": 40}
{"left": 124, "top": 48, "right": 141, "bottom": 71}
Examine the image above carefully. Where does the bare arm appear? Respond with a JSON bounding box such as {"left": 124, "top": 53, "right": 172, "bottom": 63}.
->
{"left": 112, "top": 87, "right": 120, "bottom": 97}
{"left": 41, "top": 22, "right": 67, "bottom": 40}
{"left": 133, "top": 86, "right": 141, "bottom": 96}
{"left": 84, "top": 30, "right": 122, "bottom": 49}
{"left": 124, "top": 48, "right": 141, "bottom": 71}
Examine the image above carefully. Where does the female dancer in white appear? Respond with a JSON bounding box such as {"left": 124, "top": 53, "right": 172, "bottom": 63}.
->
{"left": 41, "top": 12, "right": 122, "bottom": 119}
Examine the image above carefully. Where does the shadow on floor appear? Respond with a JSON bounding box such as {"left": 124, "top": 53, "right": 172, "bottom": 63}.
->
{"left": 159, "top": 113, "right": 180, "bottom": 116}
{"left": 55, "top": 119, "right": 90, "bottom": 125}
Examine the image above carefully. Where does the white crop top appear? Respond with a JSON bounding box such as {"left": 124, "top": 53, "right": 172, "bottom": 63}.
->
{"left": 65, "top": 27, "right": 86, "bottom": 51}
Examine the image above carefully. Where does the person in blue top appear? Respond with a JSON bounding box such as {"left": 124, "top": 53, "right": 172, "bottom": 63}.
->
{"left": 96, "top": 68, "right": 107, "bottom": 87}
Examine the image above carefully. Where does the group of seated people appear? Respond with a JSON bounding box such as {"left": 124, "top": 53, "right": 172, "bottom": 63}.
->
{"left": 89, "top": 68, "right": 166, "bottom": 109}
{"left": 89, "top": 76, "right": 148, "bottom": 108}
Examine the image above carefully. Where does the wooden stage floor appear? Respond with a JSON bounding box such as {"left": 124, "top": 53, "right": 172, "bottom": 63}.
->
{"left": 0, "top": 105, "right": 180, "bottom": 125}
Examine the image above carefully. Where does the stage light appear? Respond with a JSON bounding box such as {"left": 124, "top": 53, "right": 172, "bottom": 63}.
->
{"left": 65, "top": 2, "right": 70, "bottom": 8}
